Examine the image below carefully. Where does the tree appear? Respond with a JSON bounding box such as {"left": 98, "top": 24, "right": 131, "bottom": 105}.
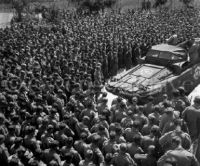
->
{"left": 0, "top": 0, "right": 12, "bottom": 4}
{"left": 48, "top": 3, "right": 61, "bottom": 23}
{"left": 11, "top": 0, "right": 29, "bottom": 22}
{"left": 76, "top": 0, "right": 117, "bottom": 14}
{"left": 179, "top": 0, "right": 193, "bottom": 7}
{"left": 153, "top": 0, "right": 168, "bottom": 8}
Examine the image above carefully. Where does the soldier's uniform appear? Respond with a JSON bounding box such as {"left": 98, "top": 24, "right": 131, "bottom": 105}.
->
{"left": 157, "top": 147, "right": 199, "bottom": 166}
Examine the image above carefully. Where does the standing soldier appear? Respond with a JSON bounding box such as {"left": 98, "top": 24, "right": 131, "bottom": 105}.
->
{"left": 125, "top": 43, "right": 133, "bottom": 70}
{"left": 117, "top": 42, "right": 124, "bottom": 69}
{"left": 94, "top": 63, "right": 103, "bottom": 86}
{"left": 112, "top": 50, "right": 119, "bottom": 77}
{"left": 94, "top": 63, "right": 104, "bottom": 101}
{"left": 157, "top": 136, "right": 199, "bottom": 166}
{"left": 182, "top": 96, "right": 200, "bottom": 156}
{"left": 102, "top": 54, "right": 109, "bottom": 81}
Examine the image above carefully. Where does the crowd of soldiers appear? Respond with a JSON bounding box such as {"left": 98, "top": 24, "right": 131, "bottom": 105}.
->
{"left": 0, "top": 6, "right": 200, "bottom": 166}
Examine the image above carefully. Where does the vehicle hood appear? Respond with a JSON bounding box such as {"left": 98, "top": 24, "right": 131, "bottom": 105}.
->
{"left": 108, "top": 64, "right": 174, "bottom": 95}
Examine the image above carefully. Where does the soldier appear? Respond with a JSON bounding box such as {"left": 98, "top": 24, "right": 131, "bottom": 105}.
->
{"left": 111, "top": 143, "right": 137, "bottom": 166}
{"left": 159, "top": 118, "right": 191, "bottom": 152}
{"left": 94, "top": 63, "right": 103, "bottom": 87}
{"left": 166, "top": 31, "right": 178, "bottom": 46}
{"left": 102, "top": 54, "right": 109, "bottom": 80}
{"left": 171, "top": 90, "right": 186, "bottom": 114}
{"left": 182, "top": 96, "right": 200, "bottom": 141}
{"left": 0, "top": 135, "right": 9, "bottom": 166}
{"left": 157, "top": 136, "right": 199, "bottom": 166}
{"left": 177, "top": 87, "right": 190, "bottom": 107}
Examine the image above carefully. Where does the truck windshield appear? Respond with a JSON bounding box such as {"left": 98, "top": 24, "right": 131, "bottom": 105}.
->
{"left": 147, "top": 50, "right": 184, "bottom": 62}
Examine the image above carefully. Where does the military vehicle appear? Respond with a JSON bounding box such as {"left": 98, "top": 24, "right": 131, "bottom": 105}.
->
{"left": 106, "top": 39, "right": 200, "bottom": 104}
